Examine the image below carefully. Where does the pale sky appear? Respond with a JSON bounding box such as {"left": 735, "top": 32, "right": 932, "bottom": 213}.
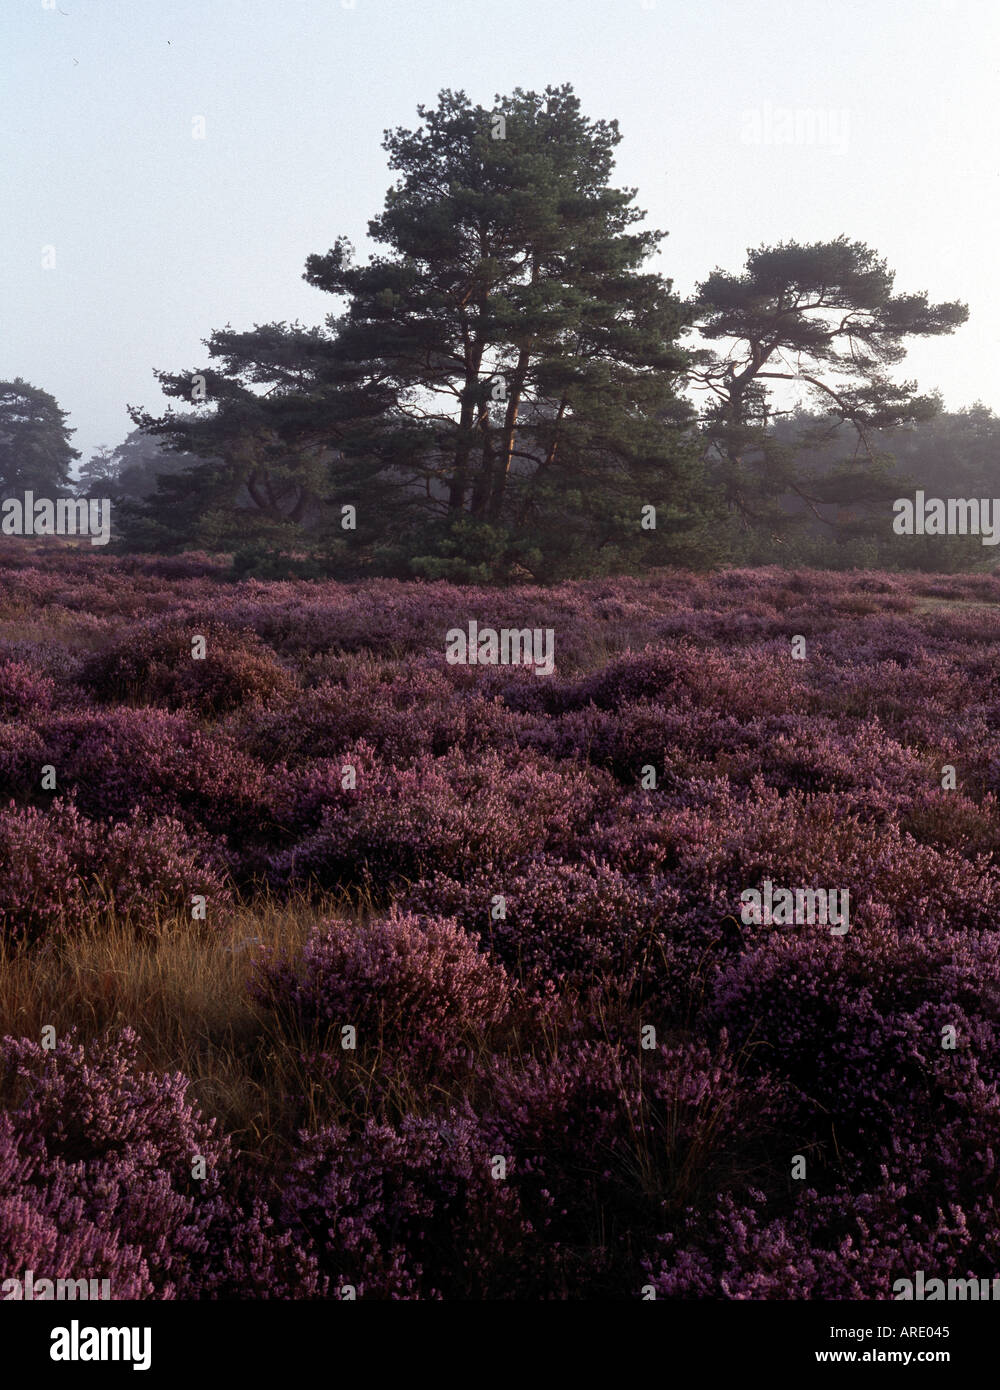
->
{"left": 3, "top": 0, "right": 998, "bottom": 468}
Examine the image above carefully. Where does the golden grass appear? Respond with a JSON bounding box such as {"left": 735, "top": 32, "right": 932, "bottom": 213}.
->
{"left": 0, "top": 891, "right": 343, "bottom": 1159}
{"left": 0, "top": 886, "right": 557, "bottom": 1161}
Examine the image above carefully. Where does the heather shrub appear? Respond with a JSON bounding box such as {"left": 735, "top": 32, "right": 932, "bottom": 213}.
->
{"left": 476, "top": 1039, "right": 788, "bottom": 1292}
{"left": 0, "top": 1113, "right": 154, "bottom": 1297}
{"left": 2, "top": 1028, "right": 229, "bottom": 1171}
{"left": 78, "top": 620, "right": 296, "bottom": 715}
{"left": 0, "top": 721, "right": 47, "bottom": 801}
{"left": 0, "top": 660, "right": 56, "bottom": 718}
{"left": 0, "top": 799, "right": 229, "bottom": 942}
{"left": 0, "top": 1028, "right": 321, "bottom": 1298}
{"left": 253, "top": 912, "right": 511, "bottom": 1080}
{"left": 638, "top": 1038, "right": 791, "bottom": 1210}
{"left": 573, "top": 645, "right": 703, "bottom": 711}
{"left": 591, "top": 777, "right": 1000, "bottom": 935}
{"left": 899, "top": 788, "right": 1000, "bottom": 857}
{"left": 514, "top": 702, "right": 624, "bottom": 766}
{"left": 644, "top": 1186, "right": 1000, "bottom": 1300}
{"left": 268, "top": 747, "right": 613, "bottom": 892}
{"left": 402, "top": 858, "right": 683, "bottom": 994}
{"left": 710, "top": 924, "right": 1000, "bottom": 1179}
{"left": 138, "top": 552, "right": 229, "bottom": 582}
{"left": 280, "top": 1107, "right": 549, "bottom": 1299}
{"left": 571, "top": 642, "right": 809, "bottom": 719}
{"left": 0, "top": 800, "right": 94, "bottom": 942}
{"left": 816, "top": 653, "right": 975, "bottom": 722}
{"left": 89, "top": 815, "right": 232, "bottom": 931}
{"left": 227, "top": 664, "right": 524, "bottom": 768}
{"left": 37, "top": 708, "right": 270, "bottom": 840}
{"left": 703, "top": 716, "right": 932, "bottom": 806}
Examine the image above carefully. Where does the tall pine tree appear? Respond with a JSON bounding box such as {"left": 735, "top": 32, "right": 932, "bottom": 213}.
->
{"left": 302, "top": 84, "right": 716, "bottom": 579}
{"left": 127, "top": 84, "right": 720, "bottom": 576}
{"left": 688, "top": 237, "right": 968, "bottom": 557}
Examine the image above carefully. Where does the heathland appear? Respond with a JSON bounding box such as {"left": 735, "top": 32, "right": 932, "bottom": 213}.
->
{"left": 2, "top": 547, "right": 999, "bottom": 1298}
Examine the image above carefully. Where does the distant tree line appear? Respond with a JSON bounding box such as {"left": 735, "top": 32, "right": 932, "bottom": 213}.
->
{"left": 2, "top": 84, "right": 981, "bottom": 577}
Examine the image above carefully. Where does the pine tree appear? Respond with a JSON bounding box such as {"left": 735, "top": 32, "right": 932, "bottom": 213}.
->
{"left": 688, "top": 237, "right": 968, "bottom": 555}
{"left": 302, "top": 84, "right": 715, "bottom": 579}
{"left": 126, "top": 84, "right": 721, "bottom": 576}
{"left": 0, "top": 379, "right": 79, "bottom": 498}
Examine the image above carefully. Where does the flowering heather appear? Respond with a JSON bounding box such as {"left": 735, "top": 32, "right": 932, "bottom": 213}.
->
{"left": 2, "top": 549, "right": 1000, "bottom": 1297}
{"left": 0, "top": 660, "right": 56, "bottom": 718}
{"left": 643, "top": 1186, "right": 1000, "bottom": 1300}
{"left": 480, "top": 1038, "right": 787, "bottom": 1275}
{"left": 402, "top": 858, "right": 684, "bottom": 996}
{"left": 33, "top": 708, "right": 270, "bottom": 842}
{"left": 253, "top": 911, "right": 512, "bottom": 1081}
{"left": 0, "top": 799, "right": 229, "bottom": 943}
{"left": 0, "top": 1028, "right": 321, "bottom": 1298}
{"left": 265, "top": 745, "right": 614, "bottom": 893}
{"left": 79, "top": 618, "right": 297, "bottom": 716}
{"left": 279, "top": 1107, "right": 548, "bottom": 1299}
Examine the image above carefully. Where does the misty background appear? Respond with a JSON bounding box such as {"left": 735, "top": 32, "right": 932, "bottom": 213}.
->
{"left": 3, "top": 0, "right": 999, "bottom": 467}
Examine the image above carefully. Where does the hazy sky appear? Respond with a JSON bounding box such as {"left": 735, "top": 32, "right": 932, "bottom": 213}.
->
{"left": 4, "top": 0, "right": 999, "bottom": 468}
